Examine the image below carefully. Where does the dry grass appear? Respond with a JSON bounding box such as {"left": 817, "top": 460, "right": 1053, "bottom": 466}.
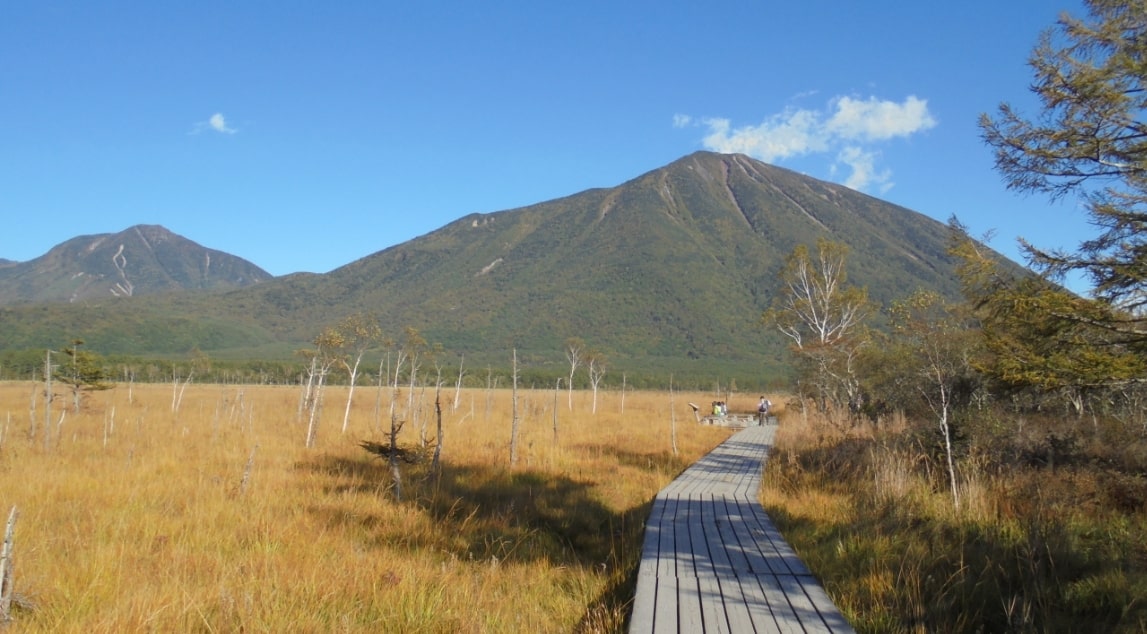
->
{"left": 0, "top": 381, "right": 764, "bottom": 633}
{"left": 761, "top": 407, "right": 1147, "bottom": 634}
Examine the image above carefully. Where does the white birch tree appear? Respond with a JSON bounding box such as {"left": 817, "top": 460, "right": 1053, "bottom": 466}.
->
{"left": 565, "top": 338, "right": 585, "bottom": 411}
{"left": 587, "top": 351, "right": 607, "bottom": 414}
{"left": 765, "top": 238, "right": 870, "bottom": 413}
{"left": 334, "top": 313, "right": 383, "bottom": 434}
{"left": 300, "top": 327, "right": 344, "bottom": 448}
{"left": 889, "top": 290, "right": 979, "bottom": 509}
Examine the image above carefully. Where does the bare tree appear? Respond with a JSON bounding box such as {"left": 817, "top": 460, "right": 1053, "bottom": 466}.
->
{"left": 552, "top": 378, "right": 561, "bottom": 445}
{"left": 0, "top": 506, "right": 16, "bottom": 625}
{"left": 387, "top": 342, "right": 408, "bottom": 502}
{"left": 452, "top": 355, "right": 466, "bottom": 412}
{"left": 398, "top": 328, "right": 430, "bottom": 447}
{"left": 334, "top": 313, "right": 383, "bottom": 434}
{"left": 373, "top": 346, "right": 393, "bottom": 437}
{"left": 587, "top": 351, "right": 607, "bottom": 414}
{"left": 509, "top": 349, "right": 521, "bottom": 467}
{"left": 431, "top": 384, "right": 443, "bottom": 478}
{"left": 300, "top": 327, "right": 344, "bottom": 448}
{"left": 565, "top": 338, "right": 585, "bottom": 411}
{"left": 669, "top": 375, "right": 679, "bottom": 456}
{"left": 39, "top": 350, "right": 54, "bottom": 448}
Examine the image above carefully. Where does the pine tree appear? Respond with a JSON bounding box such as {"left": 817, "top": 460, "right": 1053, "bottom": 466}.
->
{"left": 980, "top": 0, "right": 1147, "bottom": 327}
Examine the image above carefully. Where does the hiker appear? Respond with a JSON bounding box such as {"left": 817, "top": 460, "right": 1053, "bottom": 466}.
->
{"left": 757, "top": 396, "right": 771, "bottom": 424}
{"left": 712, "top": 401, "right": 722, "bottom": 417}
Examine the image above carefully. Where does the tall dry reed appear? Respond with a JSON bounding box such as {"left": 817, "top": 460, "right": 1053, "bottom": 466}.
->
{"left": 0, "top": 381, "right": 755, "bottom": 633}
{"left": 761, "top": 404, "right": 1147, "bottom": 633}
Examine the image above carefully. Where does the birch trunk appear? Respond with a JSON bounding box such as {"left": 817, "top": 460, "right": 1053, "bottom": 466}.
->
{"left": 0, "top": 506, "right": 17, "bottom": 625}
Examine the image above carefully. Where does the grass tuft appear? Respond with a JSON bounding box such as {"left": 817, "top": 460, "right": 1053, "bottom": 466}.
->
{"left": 0, "top": 381, "right": 745, "bottom": 632}
{"left": 762, "top": 407, "right": 1147, "bottom": 633}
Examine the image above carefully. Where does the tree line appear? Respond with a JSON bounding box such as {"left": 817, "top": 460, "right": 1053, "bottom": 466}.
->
{"left": 766, "top": 0, "right": 1147, "bottom": 508}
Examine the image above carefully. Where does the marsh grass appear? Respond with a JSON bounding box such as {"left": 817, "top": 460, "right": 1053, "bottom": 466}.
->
{"left": 762, "top": 408, "right": 1147, "bottom": 633}
{"left": 0, "top": 381, "right": 748, "bottom": 632}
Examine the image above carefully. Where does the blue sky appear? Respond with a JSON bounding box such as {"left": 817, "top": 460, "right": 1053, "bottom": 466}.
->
{"left": 2, "top": 1, "right": 1089, "bottom": 281}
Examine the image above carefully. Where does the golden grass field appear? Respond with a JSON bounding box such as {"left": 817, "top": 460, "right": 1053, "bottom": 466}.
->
{"left": 0, "top": 380, "right": 762, "bottom": 633}
{"left": 760, "top": 409, "right": 1147, "bottom": 633}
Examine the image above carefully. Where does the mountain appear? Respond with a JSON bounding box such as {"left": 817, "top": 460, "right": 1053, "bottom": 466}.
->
{"left": 0, "top": 153, "right": 1011, "bottom": 379}
{"left": 0, "top": 225, "right": 272, "bottom": 305}
{"left": 239, "top": 152, "right": 969, "bottom": 353}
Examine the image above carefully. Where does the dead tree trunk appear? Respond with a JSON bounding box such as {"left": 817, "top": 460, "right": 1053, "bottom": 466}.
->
{"left": 669, "top": 376, "right": 679, "bottom": 456}
{"left": 0, "top": 506, "right": 17, "bottom": 625}
{"left": 431, "top": 386, "right": 443, "bottom": 478}
{"left": 453, "top": 355, "right": 465, "bottom": 413}
{"left": 552, "top": 378, "right": 561, "bottom": 446}
{"left": 388, "top": 350, "right": 407, "bottom": 502}
{"left": 389, "top": 410, "right": 403, "bottom": 502}
{"left": 340, "top": 353, "right": 365, "bottom": 434}
{"left": 509, "top": 349, "right": 521, "bottom": 467}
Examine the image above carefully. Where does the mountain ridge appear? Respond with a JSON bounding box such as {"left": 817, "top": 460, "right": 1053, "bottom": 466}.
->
{"left": 0, "top": 224, "right": 272, "bottom": 305}
{"left": 0, "top": 152, "right": 1009, "bottom": 378}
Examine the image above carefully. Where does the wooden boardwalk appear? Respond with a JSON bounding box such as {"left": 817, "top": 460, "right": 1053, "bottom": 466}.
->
{"left": 629, "top": 425, "right": 854, "bottom": 633}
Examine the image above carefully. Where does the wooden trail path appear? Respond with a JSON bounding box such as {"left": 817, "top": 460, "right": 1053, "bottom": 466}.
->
{"left": 629, "top": 425, "right": 854, "bottom": 633}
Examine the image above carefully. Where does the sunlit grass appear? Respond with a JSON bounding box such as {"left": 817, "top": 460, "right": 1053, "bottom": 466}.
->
{"left": 761, "top": 407, "right": 1147, "bottom": 634}
{"left": 0, "top": 381, "right": 765, "bottom": 632}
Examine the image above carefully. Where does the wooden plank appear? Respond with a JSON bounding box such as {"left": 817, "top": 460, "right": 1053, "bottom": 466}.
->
{"left": 744, "top": 506, "right": 813, "bottom": 576}
{"left": 655, "top": 495, "right": 678, "bottom": 578}
{"left": 776, "top": 572, "right": 833, "bottom": 631}
{"left": 676, "top": 575, "right": 705, "bottom": 634}
{"left": 732, "top": 571, "right": 779, "bottom": 632}
{"left": 747, "top": 573, "right": 805, "bottom": 634}
{"left": 651, "top": 576, "right": 677, "bottom": 634}
{"left": 629, "top": 573, "right": 657, "bottom": 633}
{"left": 629, "top": 422, "right": 853, "bottom": 634}
{"left": 697, "top": 573, "right": 731, "bottom": 633}
{"left": 799, "top": 577, "right": 857, "bottom": 633}
{"left": 712, "top": 495, "right": 754, "bottom": 575}
{"left": 704, "top": 496, "right": 735, "bottom": 578}
{"left": 716, "top": 570, "right": 758, "bottom": 634}
{"left": 673, "top": 496, "right": 698, "bottom": 578}
{"left": 637, "top": 497, "right": 667, "bottom": 577}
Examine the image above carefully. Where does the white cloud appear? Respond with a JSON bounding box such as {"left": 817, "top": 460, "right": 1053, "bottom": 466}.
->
{"left": 702, "top": 110, "right": 828, "bottom": 162}
{"left": 836, "top": 146, "right": 892, "bottom": 193}
{"left": 826, "top": 96, "right": 935, "bottom": 141}
{"left": 672, "top": 113, "right": 693, "bottom": 128}
{"left": 209, "top": 113, "right": 236, "bottom": 134}
{"left": 192, "top": 112, "right": 238, "bottom": 135}
{"left": 692, "top": 94, "right": 935, "bottom": 193}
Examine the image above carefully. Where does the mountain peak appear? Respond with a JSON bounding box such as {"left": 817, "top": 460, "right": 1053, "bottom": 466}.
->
{"left": 0, "top": 226, "right": 272, "bottom": 305}
{"left": 0, "top": 152, "right": 1008, "bottom": 372}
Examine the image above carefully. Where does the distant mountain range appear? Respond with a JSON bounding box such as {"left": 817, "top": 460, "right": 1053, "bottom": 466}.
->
{"left": 0, "top": 224, "right": 271, "bottom": 304}
{"left": 0, "top": 152, "right": 1012, "bottom": 379}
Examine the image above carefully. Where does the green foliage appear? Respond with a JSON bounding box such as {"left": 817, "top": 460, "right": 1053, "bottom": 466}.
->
{"left": 980, "top": 0, "right": 1147, "bottom": 321}
{"left": 1, "top": 152, "right": 987, "bottom": 386}
{"left": 949, "top": 223, "right": 1147, "bottom": 400}
{"left": 54, "top": 340, "right": 111, "bottom": 391}
{"left": 52, "top": 339, "right": 112, "bottom": 412}
{"left": 765, "top": 238, "right": 870, "bottom": 411}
